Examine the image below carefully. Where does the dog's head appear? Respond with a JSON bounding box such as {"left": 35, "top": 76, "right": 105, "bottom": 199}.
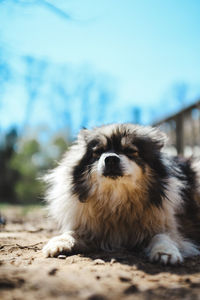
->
{"left": 72, "top": 123, "right": 168, "bottom": 203}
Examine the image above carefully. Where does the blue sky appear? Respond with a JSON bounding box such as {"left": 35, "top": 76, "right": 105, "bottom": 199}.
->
{"left": 0, "top": 0, "right": 200, "bottom": 134}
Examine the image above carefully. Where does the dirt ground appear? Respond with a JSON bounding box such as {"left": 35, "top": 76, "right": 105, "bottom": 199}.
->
{"left": 0, "top": 206, "right": 200, "bottom": 300}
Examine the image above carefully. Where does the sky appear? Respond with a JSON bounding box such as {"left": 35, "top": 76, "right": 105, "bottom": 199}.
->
{"left": 0, "top": 0, "right": 200, "bottom": 135}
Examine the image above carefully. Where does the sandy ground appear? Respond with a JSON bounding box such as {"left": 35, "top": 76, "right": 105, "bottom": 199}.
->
{"left": 0, "top": 206, "right": 200, "bottom": 300}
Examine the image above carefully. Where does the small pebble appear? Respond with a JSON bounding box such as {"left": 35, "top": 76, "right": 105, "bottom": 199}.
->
{"left": 119, "top": 276, "right": 131, "bottom": 282}
{"left": 110, "top": 258, "right": 116, "bottom": 265}
{"left": 28, "top": 259, "right": 33, "bottom": 265}
{"left": 48, "top": 268, "right": 58, "bottom": 276}
{"left": 58, "top": 255, "right": 66, "bottom": 259}
{"left": 124, "top": 284, "right": 138, "bottom": 295}
{"left": 66, "top": 257, "right": 75, "bottom": 264}
{"left": 93, "top": 259, "right": 105, "bottom": 265}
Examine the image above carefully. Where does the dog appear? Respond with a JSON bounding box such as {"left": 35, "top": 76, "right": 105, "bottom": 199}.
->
{"left": 43, "top": 123, "right": 200, "bottom": 264}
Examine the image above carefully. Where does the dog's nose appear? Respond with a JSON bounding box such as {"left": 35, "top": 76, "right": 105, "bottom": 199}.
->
{"left": 105, "top": 155, "right": 120, "bottom": 168}
{"left": 103, "top": 154, "right": 122, "bottom": 178}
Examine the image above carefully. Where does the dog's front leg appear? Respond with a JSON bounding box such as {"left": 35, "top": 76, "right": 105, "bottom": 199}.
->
{"left": 43, "top": 231, "right": 84, "bottom": 257}
{"left": 146, "top": 233, "right": 183, "bottom": 264}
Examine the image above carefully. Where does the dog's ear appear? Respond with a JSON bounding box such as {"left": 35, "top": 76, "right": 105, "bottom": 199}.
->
{"left": 78, "top": 128, "right": 100, "bottom": 146}
{"left": 134, "top": 126, "right": 167, "bottom": 151}
{"left": 148, "top": 127, "right": 168, "bottom": 150}
{"left": 78, "top": 128, "right": 91, "bottom": 142}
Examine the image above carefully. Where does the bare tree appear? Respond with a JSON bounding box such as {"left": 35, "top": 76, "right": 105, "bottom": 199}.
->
{"left": 1, "top": 0, "right": 72, "bottom": 21}
{"left": 23, "top": 56, "right": 48, "bottom": 130}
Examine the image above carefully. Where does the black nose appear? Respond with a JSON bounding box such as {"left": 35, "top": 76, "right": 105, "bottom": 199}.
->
{"left": 105, "top": 155, "right": 120, "bottom": 168}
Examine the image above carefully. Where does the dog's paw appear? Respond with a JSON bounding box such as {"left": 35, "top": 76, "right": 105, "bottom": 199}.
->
{"left": 147, "top": 234, "right": 183, "bottom": 265}
{"left": 43, "top": 233, "right": 76, "bottom": 257}
{"left": 150, "top": 248, "right": 183, "bottom": 264}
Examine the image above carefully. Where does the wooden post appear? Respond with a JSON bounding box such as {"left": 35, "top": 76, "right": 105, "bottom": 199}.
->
{"left": 153, "top": 100, "right": 200, "bottom": 157}
{"left": 176, "top": 113, "right": 184, "bottom": 155}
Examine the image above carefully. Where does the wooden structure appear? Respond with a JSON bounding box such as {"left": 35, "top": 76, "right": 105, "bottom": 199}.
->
{"left": 153, "top": 100, "right": 200, "bottom": 157}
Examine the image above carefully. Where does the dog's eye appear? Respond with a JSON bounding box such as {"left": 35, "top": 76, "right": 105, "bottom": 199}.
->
{"left": 92, "top": 148, "right": 104, "bottom": 157}
{"left": 124, "top": 147, "right": 138, "bottom": 156}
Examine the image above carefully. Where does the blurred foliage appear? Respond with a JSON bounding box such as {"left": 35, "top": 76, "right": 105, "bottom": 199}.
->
{"left": 0, "top": 128, "right": 69, "bottom": 204}
{"left": 0, "top": 128, "right": 19, "bottom": 203}
{"left": 10, "top": 139, "right": 43, "bottom": 204}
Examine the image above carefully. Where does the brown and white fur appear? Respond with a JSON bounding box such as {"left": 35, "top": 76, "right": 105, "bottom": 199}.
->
{"left": 43, "top": 123, "right": 200, "bottom": 264}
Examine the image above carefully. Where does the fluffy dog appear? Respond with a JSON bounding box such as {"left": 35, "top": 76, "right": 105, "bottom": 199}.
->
{"left": 43, "top": 123, "right": 200, "bottom": 264}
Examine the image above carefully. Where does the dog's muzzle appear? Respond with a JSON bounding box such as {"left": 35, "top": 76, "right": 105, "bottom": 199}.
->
{"left": 102, "top": 153, "right": 123, "bottom": 179}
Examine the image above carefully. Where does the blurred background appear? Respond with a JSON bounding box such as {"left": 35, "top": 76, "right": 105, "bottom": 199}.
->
{"left": 0, "top": 0, "right": 200, "bottom": 205}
